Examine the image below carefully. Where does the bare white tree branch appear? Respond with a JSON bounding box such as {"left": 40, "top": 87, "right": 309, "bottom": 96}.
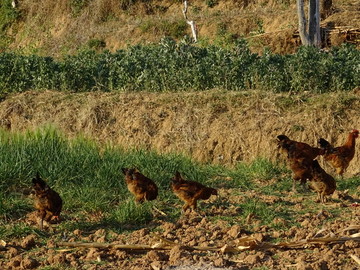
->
{"left": 11, "top": 0, "right": 17, "bottom": 8}
{"left": 182, "top": 0, "right": 197, "bottom": 43}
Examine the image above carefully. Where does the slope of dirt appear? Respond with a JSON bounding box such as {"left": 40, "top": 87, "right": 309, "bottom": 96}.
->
{"left": 1, "top": 188, "right": 359, "bottom": 270}
{"left": 1, "top": 90, "right": 360, "bottom": 176}
{"left": 5, "top": 0, "right": 360, "bottom": 56}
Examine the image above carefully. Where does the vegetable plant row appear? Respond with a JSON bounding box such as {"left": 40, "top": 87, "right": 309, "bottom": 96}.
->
{"left": 0, "top": 38, "right": 358, "bottom": 93}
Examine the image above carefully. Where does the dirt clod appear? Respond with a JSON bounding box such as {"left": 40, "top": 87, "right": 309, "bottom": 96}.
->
{"left": 20, "top": 257, "right": 39, "bottom": 269}
{"left": 21, "top": 235, "right": 37, "bottom": 250}
{"left": 227, "top": 225, "right": 242, "bottom": 238}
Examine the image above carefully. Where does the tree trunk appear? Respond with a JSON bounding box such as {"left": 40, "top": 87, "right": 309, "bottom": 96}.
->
{"left": 297, "top": 0, "right": 310, "bottom": 46}
{"left": 297, "top": 0, "right": 321, "bottom": 47}
{"left": 308, "top": 0, "right": 321, "bottom": 47}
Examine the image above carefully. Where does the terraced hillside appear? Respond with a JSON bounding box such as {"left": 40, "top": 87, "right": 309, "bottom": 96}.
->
{"left": 1, "top": 0, "right": 359, "bottom": 55}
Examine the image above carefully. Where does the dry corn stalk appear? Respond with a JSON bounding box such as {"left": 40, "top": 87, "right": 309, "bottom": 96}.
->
{"left": 350, "top": 254, "right": 360, "bottom": 266}
{"left": 57, "top": 225, "right": 360, "bottom": 254}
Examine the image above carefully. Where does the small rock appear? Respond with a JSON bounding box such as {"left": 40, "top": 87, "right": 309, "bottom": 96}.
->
{"left": 96, "top": 236, "right": 106, "bottom": 243}
{"left": 169, "top": 246, "right": 184, "bottom": 265}
{"left": 301, "top": 219, "right": 310, "bottom": 227}
{"left": 227, "top": 225, "right": 241, "bottom": 238}
{"left": 7, "top": 256, "right": 21, "bottom": 268}
{"left": 20, "top": 257, "right": 38, "bottom": 269}
{"left": 47, "top": 253, "right": 66, "bottom": 265}
{"left": 150, "top": 261, "right": 162, "bottom": 270}
{"left": 73, "top": 229, "right": 82, "bottom": 236}
{"left": 94, "top": 229, "right": 106, "bottom": 237}
{"left": 244, "top": 254, "right": 261, "bottom": 264}
{"left": 253, "top": 233, "right": 265, "bottom": 242}
{"left": 7, "top": 247, "right": 18, "bottom": 258}
{"left": 21, "top": 235, "right": 36, "bottom": 250}
{"left": 86, "top": 248, "right": 101, "bottom": 260}
{"left": 47, "top": 239, "right": 56, "bottom": 248}
{"left": 146, "top": 250, "right": 168, "bottom": 261}
{"left": 213, "top": 257, "right": 225, "bottom": 267}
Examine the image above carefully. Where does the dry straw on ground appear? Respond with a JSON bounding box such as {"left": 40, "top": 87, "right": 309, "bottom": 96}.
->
{"left": 58, "top": 225, "right": 360, "bottom": 253}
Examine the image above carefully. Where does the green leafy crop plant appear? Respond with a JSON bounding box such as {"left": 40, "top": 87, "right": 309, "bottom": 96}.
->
{"left": 0, "top": 39, "right": 358, "bottom": 93}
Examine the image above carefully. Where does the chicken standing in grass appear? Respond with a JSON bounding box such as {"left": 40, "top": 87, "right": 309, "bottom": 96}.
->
{"left": 277, "top": 135, "right": 321, "bottom": 191}
{"left": 170, "top": 171, "right": 217, "bottom": 213}
{"left": 122, "top": 168, "right": 158, "bottom": 203}
{"left": 286, "top": 148, "right": 314, "bottom": 192}
{"left": 32, "top": 173, "right": 63, "bottom": 230}
{"left": 318, "top": 129, "right": 359, "bottom": 178}
{"left": 309, "top": 160, "right": 336, "bottom": 203}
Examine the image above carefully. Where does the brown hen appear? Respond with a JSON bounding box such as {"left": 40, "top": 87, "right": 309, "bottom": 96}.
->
{"left": 171, "top": 171, "right": 217, "bottom": 213}
{"left": 309, "top": 160, "right": 336, "bottom": 203}
{"left": 122, "top": 168, "right": 158, "bottom": 203}
{"left": 318, "top": 129, "right": 359, "bottom": 177}
{"left": 32, "top": 173, "right": 63, "bottom": 230}
{"left": 280, "top": 141, "right": 313, "bottom": 191}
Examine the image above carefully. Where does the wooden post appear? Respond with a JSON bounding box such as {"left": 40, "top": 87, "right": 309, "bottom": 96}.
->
{"left": 308, "top": 0, "right": 321, "bottom": 47}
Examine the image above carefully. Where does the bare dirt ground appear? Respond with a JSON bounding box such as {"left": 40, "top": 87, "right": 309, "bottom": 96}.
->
{"left": 0, "top": 188, "right": 359, "bottom": 270}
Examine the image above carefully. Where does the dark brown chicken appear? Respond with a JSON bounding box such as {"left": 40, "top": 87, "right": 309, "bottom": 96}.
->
{"left": 32, "top": 173, "right": 63, "bottom": 230}
{"left": 277, "top": 135, "right": 324, "bottom": 160}
{"left": 318, "top": 129, "right": 359, "bottom": 177}
{"left": 170, "top": 171, "right": 217, "bottom": 213}
{"left": 122, "top": 168, "right": 158, "bottom": 203}
{"left": 309, "top": 160, "right": 336, "bottom": 203}
{"left": 280, "top": 142, "right": 313, "bottom": 191}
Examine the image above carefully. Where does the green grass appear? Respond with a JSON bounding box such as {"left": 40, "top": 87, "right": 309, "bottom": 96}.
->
{"left": 0, "top": 126, "right": 233, "bottom": 237}
{"left": 0, "top": 223, "right": 43, "bottom": 239}
{"left": 0, "top": 126, "right": 359, "bottom": 241}
{"left": 107, "top": 199, "right": 153, "bottom": 226}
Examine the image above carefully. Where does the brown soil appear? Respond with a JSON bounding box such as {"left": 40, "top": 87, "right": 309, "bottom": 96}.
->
{"left": 1, "top": 90, "right": 360, "bottom": 175}
{"left": 1, "top": 189, "right": 359, "bottom": 270}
